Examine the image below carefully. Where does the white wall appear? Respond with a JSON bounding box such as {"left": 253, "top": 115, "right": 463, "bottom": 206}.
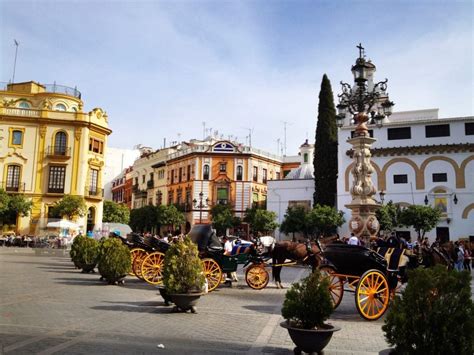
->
{"left": 103, "top": 147, "right": 139, "bottom": 200}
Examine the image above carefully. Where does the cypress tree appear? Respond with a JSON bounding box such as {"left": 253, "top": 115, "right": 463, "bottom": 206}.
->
{"left": 313, "top": 74, "right": 338, "bottom": 207}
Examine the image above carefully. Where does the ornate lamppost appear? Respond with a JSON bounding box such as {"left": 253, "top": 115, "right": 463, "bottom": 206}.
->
{"left": 193, "top": 191, "right": 209, "bottom": 224}
{"left": 336, "top": 44, "right": 394, "bottom": 244}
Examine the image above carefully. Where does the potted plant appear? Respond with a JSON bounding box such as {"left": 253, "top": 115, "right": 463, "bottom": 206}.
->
{"left": 162, "top": 237, "right": 206, "bottom": 313}
{"left": 70, "top": 235, "right": 99, "bottom": 272}
{"left": 97, "top": 238, "right": 131, "bottom": 285}
{"left": 280, "top": 270, "right": 340, "bottom": 354}
{"left": 382, "top": 265, "right": 473, "bottom": 354}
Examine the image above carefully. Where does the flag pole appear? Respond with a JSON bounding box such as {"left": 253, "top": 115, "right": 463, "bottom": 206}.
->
{"left": 12, "top": 39, "right": 19, "bottom": 83}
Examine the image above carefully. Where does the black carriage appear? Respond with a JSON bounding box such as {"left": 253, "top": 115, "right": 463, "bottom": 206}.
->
{"left": 189, "top": 224, "right": 269, "bottom": 291}
{"left": 320, "top": 243, "right": 403, "bottom": 321}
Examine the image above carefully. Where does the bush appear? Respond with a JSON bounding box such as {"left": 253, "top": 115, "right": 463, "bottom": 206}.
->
{"left": 97, "top": 238, "right": 131, "bottom": 284}
{"left": 70, "top": 236, "right": 99, "bottom": 272}
{"left": 382, "top": 266, "right": 474, "bottom": 354}
{"left": 281, "top": 270, "right": 333, "bottom": 329}
{"left": 162, "top": 237, "right": 205, "bottom": 294}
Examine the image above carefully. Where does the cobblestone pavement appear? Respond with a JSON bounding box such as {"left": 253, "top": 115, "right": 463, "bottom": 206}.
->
{"left": 1, "top": 249, "right": 472, "bottom": 354}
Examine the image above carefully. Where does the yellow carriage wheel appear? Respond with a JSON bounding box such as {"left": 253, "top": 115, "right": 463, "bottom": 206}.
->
{"left": 202, "top": 258, "right": 222, "bottom": 292}
{"left": 355, "top": 269, "right": 390, "bottom": 321}
{"left": 319, "top": 265, "right": 344, "bottom": 309}
{"left": 132, "top": 249, "right": 148, "bottom": 280}
{"left": 245, "top": 264, "right": 269, "bottom": 290}
{"left": 129, "top": 248, "right": 145, "bottom": 276}
{"left": 141, "top": 252, "right": 165, "bottom": 285}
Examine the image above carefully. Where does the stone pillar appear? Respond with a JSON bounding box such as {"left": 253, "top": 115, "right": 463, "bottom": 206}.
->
{"left": 345, "top": 114, "right": 381, "bottom": 244}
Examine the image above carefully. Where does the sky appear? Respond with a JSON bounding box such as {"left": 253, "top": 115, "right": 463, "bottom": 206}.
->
{"left": 1, "top": 0, "right": 473, "bottom": 155}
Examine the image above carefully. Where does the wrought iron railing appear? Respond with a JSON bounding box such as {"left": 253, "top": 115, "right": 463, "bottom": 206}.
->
{"left": 85, "top": 187, "right": 103, "bottom": 198}
{"left": 46, "top": 146, "right": 71, "bottom": 158}
{"left": 0, "top": 81, "right": 81, "bottom": 99}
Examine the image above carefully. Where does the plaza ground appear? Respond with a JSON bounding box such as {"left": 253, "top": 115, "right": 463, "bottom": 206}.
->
{"left": 0, "top": 249, "right": 472, "bottom": 354}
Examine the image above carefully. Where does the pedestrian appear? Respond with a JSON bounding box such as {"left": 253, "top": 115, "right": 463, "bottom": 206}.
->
{"left": 454, "top": 242, "right": 464, "bottom": 271}
{"left": 463, "top": 244, "right": 472, "bottom": 272}
{"left": 348, "top": 233, "right": 359, "bottom": 246}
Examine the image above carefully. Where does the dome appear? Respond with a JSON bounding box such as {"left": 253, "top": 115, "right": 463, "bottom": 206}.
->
{"left": 285, "top": 163, "right": 314, "bottom": 180}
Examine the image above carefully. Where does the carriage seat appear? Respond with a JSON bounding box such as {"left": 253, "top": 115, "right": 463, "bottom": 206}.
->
{"left": 226, "top": 242, "right": 252, "bottom": 256}
{"left": 208, "top": 245, "right": 223, "bottom": 252}
{"left": 377, "top": 247, "right": 409, "bottom": 271}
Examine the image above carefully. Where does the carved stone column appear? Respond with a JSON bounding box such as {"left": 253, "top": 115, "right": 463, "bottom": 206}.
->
{"left": 345, "top": 114, "right": 381, "bottom": 244}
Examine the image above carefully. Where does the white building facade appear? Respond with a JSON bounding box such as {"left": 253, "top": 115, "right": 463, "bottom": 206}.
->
{"left": 338, "top": 109, "right": 474, "bottom": 242}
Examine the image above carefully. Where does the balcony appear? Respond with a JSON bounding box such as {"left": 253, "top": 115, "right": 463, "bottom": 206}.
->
{"left": 0, "top": 182, "right": 25, "bottom": 193}
{"left": 84, "top": 187, "right": 103, "bottom": 199}
{"left": 45, "top": 146, "right": 71, "bottom": 159}
{"left": 147, "top": 180, "right": 154, "bottom": 189}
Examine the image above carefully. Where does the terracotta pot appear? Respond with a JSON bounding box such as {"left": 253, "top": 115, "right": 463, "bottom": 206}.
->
{"left": 170, "top": 293, "right": 202, "bottom": 313}
{"left": 280, "top": 321, "right": 340, "bottom": 354}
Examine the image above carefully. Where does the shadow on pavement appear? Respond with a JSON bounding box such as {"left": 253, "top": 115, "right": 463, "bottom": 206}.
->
{"left": 90, "top": 302, "right": 173, "bottom": 314}
{"left": 243, "top": 305, "right": 279, "bottom": 314}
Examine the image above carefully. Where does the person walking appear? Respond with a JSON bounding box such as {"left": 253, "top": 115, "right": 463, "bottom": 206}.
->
{"left": 463, "top": 244, "right": 472, "bottom": 272}
{"left": 348, "top": 233, "right": 359, "bottom": 246}
{"left": 454, "top": 242, "right": 464, "bottom": 271}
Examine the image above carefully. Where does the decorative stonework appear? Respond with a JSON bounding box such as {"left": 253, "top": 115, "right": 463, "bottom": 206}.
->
{"left": 346, "top": 143, "right": 474, "bottom": 158}
{"left": 74, "top": 127, "right": 82, "bottom": 141}
{"left": 39, "top": 125, "right": 47, "bottom": 138}
{"left": 88, "top": 157, "right": 104, "bottom": 167}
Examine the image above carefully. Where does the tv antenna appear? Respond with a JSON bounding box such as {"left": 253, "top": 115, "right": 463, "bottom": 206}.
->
{"left": 240, "top": 127, "right": 253, "bottom": 147}
{"left": 281, "top": 121, "right": 292, "bottom": 156}
{"left": 11, "top": 39, "right": 19, "bottom": 83}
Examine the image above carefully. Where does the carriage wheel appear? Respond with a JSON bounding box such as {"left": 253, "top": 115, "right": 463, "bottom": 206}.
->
{"left": 245, "top": 264, "right": 269, "bottom": 290}
{"left": 132, "top": 249, "right": 148, "bottom": 280}
{"left": 355, "top": 269, "right": 390, "bottom": 321}
{"left": 202, "top": 258, "right": 222, "bottom": 292}
{"left": 141, "top": 252, "right": 165, "bottom": 285}
{"left": 319, "top": 265, "right": 344, "bottom": 309}
{"left": 129, "top": 248, "right": 145, "bottom": 276}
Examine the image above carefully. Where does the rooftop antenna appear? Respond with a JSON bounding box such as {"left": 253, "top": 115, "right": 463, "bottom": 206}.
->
{"left": 240, "top": 127, "right": 253, "bottom": 147}
{"left": 276, "top": 138, "right": 281, "bottom": 156}
{"left": 12, "top": 39, "right": 19, "bottom": 83}
{"left": 281, "top": 121, "right": 292, "bottom": 156}
{"left": 177, "top": 132, "right": 181, "bottom": 143}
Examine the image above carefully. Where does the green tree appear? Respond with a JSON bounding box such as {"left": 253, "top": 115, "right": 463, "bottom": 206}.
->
{"left": 279, "top": 206, "right": 308, "bottom": 240}
{"left": 244, "top": 207, "right": 278, "bottom": 235}
{"left": 102, "top": 200, "right": 130, "bottom": 224}
{"left": 306, "top": 204, "right": 345, "bottom": 238}
{"left": 0, "top": 189, "right": 32, "bottom": 224}
{"left": 399, "top": 205, "right": 442, "bottom": 240}
{"left": 313, "top": 74, "right": 338, "bottom": 208}
{"left": 211, "top": 204, "right": 234, "bottom": 236}
{"left": 0, "top": 189, "right": 10, "bottom": 217}
{"left": 51, "top": 195, "right": 87, "bottom": 220}
{"left": 375, "top": 201, "right": 401, "bottom": 234}
{"left": 159, "top": 205, "right": 185, "bottom": 231}
{"left": 129, "top": 205, "right": 158, "bottom": 232}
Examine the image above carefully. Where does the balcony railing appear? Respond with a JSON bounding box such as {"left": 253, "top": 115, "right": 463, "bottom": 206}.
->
{"left": 85, "top": 187, "right": 103, "bottom": 198}
{"left": 0, "top": 182, "right": 26, "bottom": 193}
{"left": 0, "top": 81, "right": 81, "bottom": 99}
{"left": 147, "top": 180, "right": 154, "bottom": 189}
{"left": 46, "top": 146, "right": 71, "bottom": 158}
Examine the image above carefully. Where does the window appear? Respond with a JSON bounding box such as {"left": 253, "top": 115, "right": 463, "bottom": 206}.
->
{"left": 387, "top": 127, "right": 411, "bottom": 140}
{"left": 18, "top": 101, "right": 30, "bottom": 109}
{"left": 253, "top": 166, "right": 258, "bottom": 182}
{"left": 236, "top": 166, "right": 243, "bottom": 181}
{"left": 187, "top": 165, "right": 191, "bottom": 180}
{"left": 186, "top": 189, "right": 191, "bottom": 206}
{"left": 276, "top": 172, "right": 281, "bottom": 180}
{"left": 263, "top": 168, "right": 267, "bottom": 183}
{"left": 432, "top": 173, "right": 447, "bottom": 182}
{"left": 217, "top": 188, "right": 229, "bottom": 204}
{"left": 283, "top": 170, "right": 290, "bottom": 178}
{"left": 10, "top": 129, "right": 23, "bottom": 147}
{"left": 55, "top": 103, "right": 67, "bottom": 111}
{"left": 179, "top": 167, "right": 182, "bottom": 183}
{"left": 393, "top": 174, "right": 408, "bottom": 184}
{"left": 88, "top": 138, "right": 104, "bottom": 154}
{"left": 134, "top": 177, "right": 138, "bottom": 185}
{"left": 465, "top": 122, "right": 474, "bottom": 135}
{"left": 150, "top": 172, "right": 153, "bottom": 181}
{"left": 6, "top": 165, "right": 21, "bottom": 192}
{"left": 156, "top": 191, "right": 163, "bottom": 205}
{"left": 303, "top": 153, "right": 308, "bottom": 163}
{"left": 425, "top": 124, "right": 450, "bottom": 138}
{"left": 89, "top": 169, "right": 99, "bottom": 195}
{"left": 168, "top": 190, "right": 173, "bottom": 204}
{"left": 177, "top": 189, "right": 182, "bottom": 205}
{"left": 54, "top": 131, "right": 67, "bottom": 155}
{"left": 203, "top": 165, "right": 210, "bottom": 180}
{"left": 142, "top": 175, "right": 145, "bottom": 183}
{"left": 48, "top": 166, "right": 65, "bottom": 193}
{"left": 219, "top": 163, "right": 226, "bottom": 172}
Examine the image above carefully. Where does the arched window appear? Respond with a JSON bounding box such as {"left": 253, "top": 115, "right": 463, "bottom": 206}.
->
{"left": 54, "top": 131, "right": 67, "bottom": 155}
{"left": 203, "top": 164, "right": 210, "bottom": 180}
{"left": 304, "top": 153, "right": 308, "bottom": 163}
{"left": 18, "top": 101, "right": 30, "bottom": 109}
{"left": 236, "top": 166, "right": 243, "bottom": 181}
{"left": 55, "top": 103, "right": 67, "bottom": 111}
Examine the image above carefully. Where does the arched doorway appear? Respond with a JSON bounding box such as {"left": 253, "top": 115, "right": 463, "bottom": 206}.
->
{"left": 87, "top": 207, "right": 95, "bottom": 233}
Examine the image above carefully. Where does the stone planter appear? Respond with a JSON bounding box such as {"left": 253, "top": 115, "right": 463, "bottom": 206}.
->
{"left": 170, "top": 293, "right": 202, "bottom": 313}
{"left": 81, "top": 263, "right": 96, "bottom": 273}
{"left": 280, "top": 321, "right": 340, "bottom": 354}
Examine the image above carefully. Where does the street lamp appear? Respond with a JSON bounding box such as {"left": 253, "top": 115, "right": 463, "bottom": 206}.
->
{"left": 193, "top": 191, "right": 209, "bottom": 224}
{"left": 337, "top": 44, "right": 395, "bottom": 244}
{"left": 379, "top": 190, "right": 385, "bottom": 205}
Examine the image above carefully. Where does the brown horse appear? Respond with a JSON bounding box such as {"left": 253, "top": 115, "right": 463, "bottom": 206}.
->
{"left": 271, "top": 241, "right": 322, "bottom": 289}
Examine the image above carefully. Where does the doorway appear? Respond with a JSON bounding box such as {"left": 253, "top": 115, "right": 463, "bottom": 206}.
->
{"left": 436, "top": 227, "right": 450, "bottom": 244}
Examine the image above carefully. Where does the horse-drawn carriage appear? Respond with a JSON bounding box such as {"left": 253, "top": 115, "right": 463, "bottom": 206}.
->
{"left": 189, "top": 224, "right": 270, "bottom": 291}
{"left": 319, "top": 242, "right": 414, "bottom": 320}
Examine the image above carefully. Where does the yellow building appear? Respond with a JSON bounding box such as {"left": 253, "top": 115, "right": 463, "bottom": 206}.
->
{"left": 0, "top": 81, "right": 111, "bottom": 234}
